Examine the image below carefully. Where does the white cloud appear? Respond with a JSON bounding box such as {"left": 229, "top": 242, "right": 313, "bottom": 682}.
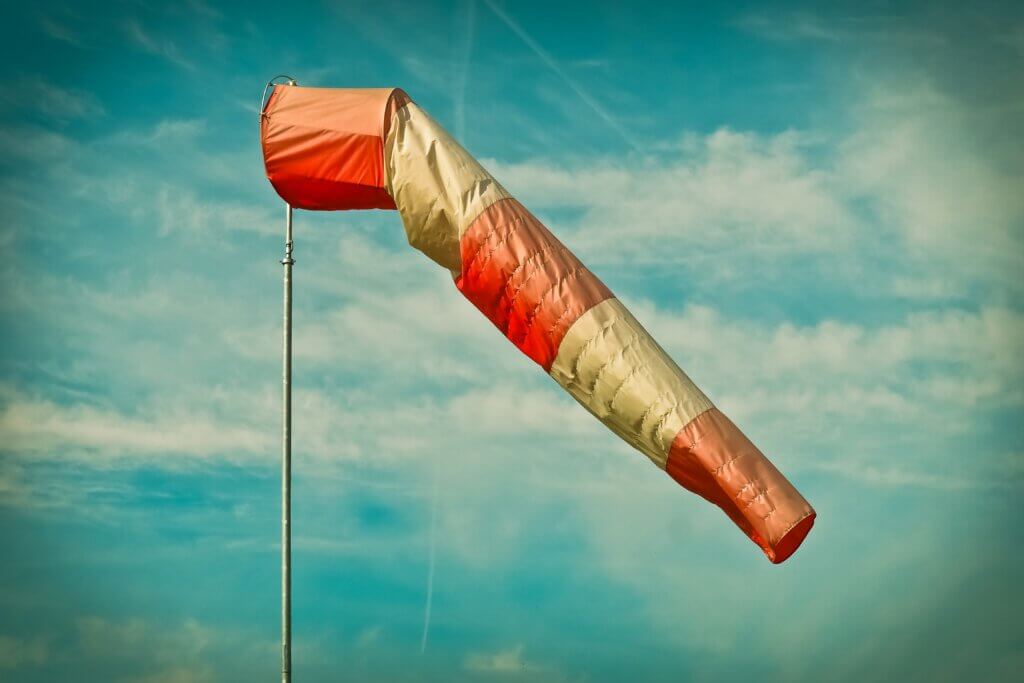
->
{"left": 111, "top": 119, "right": 208, "bottom": 146}
{"left": 0, "top": 126, "right": 74, "bottom": 161}
{"left": 123, "top": 669, "right": 215, "bottom": 683}
{"left": 154, "top": 184, "right": 278, "bottom": 237}
{"left": 464, "top": 644, "right": 528, "bottom": 673}
{"left": 75, "top": 617, "right": 218, "bottom": 683}
{"left": 0, "top": 392, "right": 271, "bottom": 463}
{"left": 633, "top": 299, "right": 1024, "bottom": 485}
{"left": 486, "top": 126, "right": 854, "bottom": 269}
{"left": 4, "top": 257, "right": 1020, "bottom": 494}
{"left": 354, "top": 625, "right": 382, "bottom": 649}
{"left": 0, "top": 634, "right": 48, "bottom": 669}
{"left": 637, "top": 302, "right": 1024, "bottom": 392}
{"left": 841, "top": 84, "right": 1024, "bottom": 248}
{"left": 78, "top": 617, "right": 213, "bottom": 661}
{"left": 483, "top": 79, "right": 1023, "bottom": 303}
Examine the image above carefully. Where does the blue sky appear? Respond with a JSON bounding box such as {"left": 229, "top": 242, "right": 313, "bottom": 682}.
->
{"left": 1, "top": 0, "right": 1023, "bottom": 681}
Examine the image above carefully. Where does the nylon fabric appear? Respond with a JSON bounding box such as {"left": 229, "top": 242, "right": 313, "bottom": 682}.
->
{"left": 455, "top": 198, "right": 613, "bottom": 370}
{"left": 666, "top": 407, "right": 816, "bottom": 563}
{"left": 549, "top": 297, "right": 713, "bottom": 468}
{"left": 261, "top": 85, "right": 407, "bottom": 210}
{"left": 384, "top": 102, "right": 511, "bottom": 274}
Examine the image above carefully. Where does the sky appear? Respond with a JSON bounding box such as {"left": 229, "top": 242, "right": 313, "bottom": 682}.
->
{"left": 0, "top": 0, "right": 1023, "bottom": 681}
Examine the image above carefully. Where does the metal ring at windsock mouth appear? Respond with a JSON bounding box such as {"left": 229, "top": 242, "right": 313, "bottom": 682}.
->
{"left": 260, "top": 75, "right": 298, "bottom": 119}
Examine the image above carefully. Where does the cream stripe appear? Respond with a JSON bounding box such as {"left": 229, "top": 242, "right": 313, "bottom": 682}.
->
{"left": 384, "top": 102, "right": 511, "bottom": 275}
{"left": 549, "top": 298, "right": 713, "bottom": 469}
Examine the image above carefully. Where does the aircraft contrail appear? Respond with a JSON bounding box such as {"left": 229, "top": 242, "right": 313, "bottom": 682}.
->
{"left": 454, "top": 0, "right": 477, "bottom": 141}
{"left": 419, "top": 467, "right": 438, "bottom": 653}
{"left": 421, "top": 3, "right": 476, "bottom": 655}
{"left": 483, "top": 0, "right": 643, "bottom": 153}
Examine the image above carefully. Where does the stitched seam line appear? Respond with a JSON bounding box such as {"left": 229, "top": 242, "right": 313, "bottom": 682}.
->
{"left": 515, "top": 265, "right": 586, "bottom": 347}
{"left": 497, "top": 247, "right": 553, "bottom": 334}
{"left": 606, "top": 354, "right": 654, "bottom": 415}
{"left": 640, "top": 390, "right": 677, "bottom": 432}
{"left": 741, "top": 488, "right": 770, "bottom": 511}
{"left": 654, "top": 406, "right": 682, "bottom": 446}
{"left": 545, "top": 295, "right": 578, "bottom": 342}
{"left": 776, "top": 510, "right": 813, "bottom": 540}
{"left": 464, "top": 206, "right": 526, "bottom": 280}
{"left": 587, "top": 333, "right": 643, "bottom": 398}
{"left": 462, "top": 208, "right": 507, "bottom": 274}
{"left": 569, "top": 316, "right": 619, "bottom": 385}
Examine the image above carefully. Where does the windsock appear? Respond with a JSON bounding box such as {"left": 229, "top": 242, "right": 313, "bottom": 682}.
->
{"left": 261, "top": 85, "right": 816, "bottom": 563}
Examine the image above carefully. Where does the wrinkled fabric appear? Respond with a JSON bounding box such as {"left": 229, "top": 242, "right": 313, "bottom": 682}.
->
{"left": 456, "top": 197, "right": 613, "bottom": 371}
{"left": 385, "top": 102, "right": 511, "bottom": 275}
{"left": 260, "top": 84, "right": 816, "bottom": 563}
{"left": 667, "top": 408, "right": 815, "bottom": 564}
{"left": 261, "top": 86, "right": 409, "bottom": 210}
{"left": 549, "top": 297, "right": 713, "bottom": 469}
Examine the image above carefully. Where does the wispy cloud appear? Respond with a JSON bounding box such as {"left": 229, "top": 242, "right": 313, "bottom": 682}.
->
{"left": 0, "top": 634, "right": 48, "bottom": 669}
{"left": 487, "top": 79, "right": 1024, "bottom": 304}
{"left": 1, "top": 79, "right": 104, "bottom": 120}
{"left": 486, "top": 127, "right": 854, "bottom": 270}
{"left": 37, "top": 13, "right": 87, "bottom": 48}
{"left": 0, "top": 392, "right": 272, "bottom": 463}
{"left": 110, "top": 118, "right": 207, "bottom": 145}
{"left": 77, "top": 617, "right": 213, "bottom": 661}
{"left": 76, "top": 617, "right": 217, "bottom": 683}
{"left": 124, "top": 18, "right": 196, "bottom": 71}
{"left": 184, "top": 0, "right": 223, "bottom": 21}
{"left": 154, "top": 185, "right": 278, "bottom": 237}
{"left": 736, "top": 11, "right": 944, "bottom": 46}
{"left": 464, "top": 644, "right": 529, "bottom": 673}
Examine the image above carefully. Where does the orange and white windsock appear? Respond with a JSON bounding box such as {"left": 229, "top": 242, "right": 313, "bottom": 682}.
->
{"left": 261, "top": 85, "right": 816, "bottom": 563}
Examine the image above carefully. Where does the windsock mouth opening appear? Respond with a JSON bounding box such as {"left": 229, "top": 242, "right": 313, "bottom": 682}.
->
{"left": 260, "top": 85, "right": 407, "bottom": 211}
{"left": 765, "top": 511, "right": 815, "bottom": 564}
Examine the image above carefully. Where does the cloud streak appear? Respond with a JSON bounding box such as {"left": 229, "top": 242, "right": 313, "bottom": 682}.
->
{"left": 124, "top": 18, "right": 196, "bottom": 71}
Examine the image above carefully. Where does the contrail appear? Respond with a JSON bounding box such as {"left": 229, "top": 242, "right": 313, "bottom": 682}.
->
{"left": 419, "top": 467, "right": 438, "bottom": 653}
{"left": 483, "top": 0, "right": 642, "bottom": 153}
{"left": 422, "top": 3, "right": 475, "bottom": 655}
{"left": 454, "top": 0, "right": 477, "bottom": 141}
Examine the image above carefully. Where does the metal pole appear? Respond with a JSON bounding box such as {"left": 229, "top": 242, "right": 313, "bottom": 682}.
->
{"left": 281, "top": 202, "right": 294, "bottom": 683}
{"left": 262, "top": 73, "right": 298, "bottom": 683}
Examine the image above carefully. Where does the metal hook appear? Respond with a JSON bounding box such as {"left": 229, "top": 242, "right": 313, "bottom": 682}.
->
{"left": 260, "top": 75, "right": 298, "bottom": 119}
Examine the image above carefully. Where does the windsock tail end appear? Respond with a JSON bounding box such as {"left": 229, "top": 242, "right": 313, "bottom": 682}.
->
{"left": 765, "top": 510, "right": 815, "bottom": 564}
{"left": 666, "top": 407, "right": 816, "bottom": 564}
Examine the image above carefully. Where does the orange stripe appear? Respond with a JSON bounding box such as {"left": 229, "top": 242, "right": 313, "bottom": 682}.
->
{"left": 666, "top": 408, "right": 815, "bottom": 564}
{"left": 261, "top": 86, "right": 402, "bottom": 211}
{"left": 456, "top": 198, "right": 612, "bottom": 370}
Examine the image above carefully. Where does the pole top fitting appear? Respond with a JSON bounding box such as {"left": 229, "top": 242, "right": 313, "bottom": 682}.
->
{"left": 282, "top": 237, "right": 295, "bottom": 266}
